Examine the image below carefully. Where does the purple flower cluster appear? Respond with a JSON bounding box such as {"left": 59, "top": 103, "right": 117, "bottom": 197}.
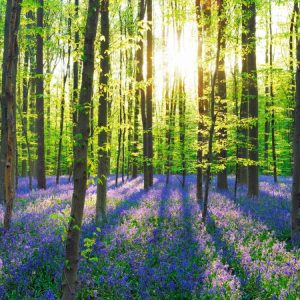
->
{"left": 0, "top": 175, "right": 299, "bottom": 299}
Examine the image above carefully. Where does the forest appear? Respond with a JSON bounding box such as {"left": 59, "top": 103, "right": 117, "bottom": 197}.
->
{"left": 1, "top": 0, "right": 300, "bottom": 299}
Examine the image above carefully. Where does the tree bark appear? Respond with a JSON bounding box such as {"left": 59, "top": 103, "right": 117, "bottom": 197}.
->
{"left": 21, "top": 50, "right": 29, "bottom": 177}
{"left": 146, "top": 0, "right": 153, "bottom": 187}
{"left": 246, "top": 1, "right": 259, "bottom": 197}
{"left": 216, "top": 7, "right": 228, "bottom": 190}
{"left": 238, "top": 2, "right": 249, "bottom": 185}
{"left": 69, "top": 0, "right": 79, "bottom": 183}
{"left": 36, "top": 0, "right": 46, "bottom": 189}
{"left": 96, "top": 0, "right": 110, "bottom": 225}
{"left": 56, "top": 19, "right": 71, "bottom": 185}
{"left": 268, "top": 3, "right": 277, "bottom": 183}
{"left": 178, "top": 79, "right": 186, "bottom": 187}
{"left": 2, "top": 0, "right": 22, "bottom": 231}
{"left": 0, "top": 0, "right": 12, "bottom": 205}
{"left": 195, "top": 0, "right": 204, "bottom": 202}
{"left": 292, "top": 38, "right": 300, "bottom": 243}
{"left": 61, "top": 0, "right": 99, "bottom": 298}
{"left": 202, "top": 0, "right": 222, "bottom": 222}
{"left": 132, "top": 1, "right": 145, "bottom": 180}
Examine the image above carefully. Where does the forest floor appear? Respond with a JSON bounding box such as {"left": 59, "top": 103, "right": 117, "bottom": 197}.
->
{"left": 0, "top": 175, "right": 300, "bottom": 299}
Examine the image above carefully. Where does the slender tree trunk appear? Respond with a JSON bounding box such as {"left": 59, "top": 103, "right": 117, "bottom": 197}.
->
{"left": 195, "top": 0, "right": 204, "bottom": 202}
{"left": 247, "top": 1, "right": 259, "bottom": 197}
{"left": 28, "top": 10, "right": 36, "bottom": 179}
{"left": 289, "top": 1, "right": 299, "bottom": 173}
{"left": 292, "top": 35, "right": 300, "bottom": 243}
{"left": 36, "top": 0, "right": 46, "bottom": 189}
{"left": 132, "top": 1, "right": 145, "bottom": 180}
{"left": 3, "top": 0, "right": 22, "bottom": 231}
{"left": 202, "top": 0, "right": 222, "bottom": 222}
{"left": 56, "top": 33, "right": 71, "bottom": 184}
{"left": 178, "top": 79, "right": 186, "bottom": 187}
{"left": 268, "top": 3, "right": 277, "bottom": 183}
{"left": 146, "top": 0, "right": 153, "bottom": 187}
{"left": 61, "top": 0, "right": 99, "bottom": 298}
{"left": 264, "top": 14, "right": 270, "bottom": 174}
{"left": 69, "top": 0, "right": 79, "bottom": 183}
{"left": 126, "top": 1, "right": 134, "bottom": 179}
{"left": 238, "top": 3, "right": 249, "bottom": 185}
{"left": 96, "top": 0, "right": 110, "bottom": 225}
{"left": 233, "top": 52, "right": 239, "bottom": 201}
{"left": 132, "top": 87, "right": 139, "bottom": 179}
{"left": 165, "top": 78, "right": 171, "bottom": 184}
{"left": 216, "top": 9, "right": 228, "bottom": 190}
{"left": 18, "top": 106, "right": 32, "bottom": 190}
{"left": 0, "top": 0, "right": 12, "bottom": 205}
{"left": 137, "top": 0, "right": 149, "bottom": 189}
{"left": 115, "top": 94, "right": 122, "bottom": 186}
{"left": 21, "top": 50, "right": 29, "bottom": 177}
{"left": 116, "top": 20, "right": 123, "bottom": 187}
{"left": 122, "top": 99, "right": 126, "bottom": 183}
{"left": 21, "top": 29, "right": 33, "bottom": 189}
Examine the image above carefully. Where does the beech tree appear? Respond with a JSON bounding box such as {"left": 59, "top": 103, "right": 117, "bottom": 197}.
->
{"left": 96, "top": 0, "right": 110, "bottom": 225}
{"left": 36, "top": 0, "right": 46, "bottom": 189}
{"left": 61, "top": 0, "right": 99, "bottom": 297}
{"left": 292, "top": 39, "right": 300, "bottom": 243}
{"left": 2, "top": 0, "right": 22, "bottom": 231}
{"left": 246, "top": 0, "right": 259, "bottom": 197}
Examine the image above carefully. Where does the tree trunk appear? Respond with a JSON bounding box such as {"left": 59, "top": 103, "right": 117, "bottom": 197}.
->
{"left": 132, "top": 2, "right": 145, "bottom": 180}
{"left": 146, "top": 0, "right": 153, "bottom": 187}
{"left": 268, "top": 3, "right": 277, "bottom": 183}
{"left": 264, "top": 13, "right": 270, "bottom": 174}
{"left": 246, "top": 1, "right": 259, "bottom": 197}
{"left": 238, "top": 2, "right": 249, "bottom": 185}
{"left": 289, "top": 1, "right": 299, "bottom": 174}
{"left": 0, "top": 0, "right": 12, "bottom": 205}
{"left": 21, "top": 49, "right": 29, "bottom": 177}
{"left": 61, "top": 0, "right": 99, "bottom": 298}
{"left": 132, "top": 88, "right": 139, "bottom": 179}
{"left": 96, "top": 0, "right": 110, "bottom": 225}
{"left": 216, "top": 8, "right": 228, "bottom": 190}
{"left": 69, "top": 0, "right": 79, "bottom": 183}
{"left": 195, "top": 0, "right": 204, "bottom": 202}
{"left": 56, "top": 20, "right": 71, "bottom": 185}
{"left": 2, "top": 0, "right": 22, "bottom": 231}
{"left": 18, "top": 106, "right": 32, "bottom": 190}
{"left": 137, "top": 0, "right": 148, "bottom": 189}
{"left": 122, "top": 99, "right": 126, "bottom": 183}
{"left": 36, "top": 0, "right": 46, "bottom": 189}
{"left": 292, "top": 38, "right": 300, "bottom": 243}
{"left": 202, "top": 0, "right": 222, "bottom": 222}
{"left": 178, "top": 79, "right": 186, "bottom": 187}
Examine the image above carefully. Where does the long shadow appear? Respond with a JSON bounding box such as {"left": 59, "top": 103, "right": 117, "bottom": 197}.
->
{"left": 205, "top": 213, "right": 263, "bottom": 299}
{"left": 133, "top": 178, "right": 205, "bottom": 298}
{"left": 1, "top": 176, "right": 148, "bottom": 298}
{"left": 222, "top": 176, "right": 291, "bottom": 239}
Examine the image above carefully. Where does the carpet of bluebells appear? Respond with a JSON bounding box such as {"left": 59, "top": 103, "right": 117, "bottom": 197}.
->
{"left": 0, "top": 175, "right": 300, "bottom": 299}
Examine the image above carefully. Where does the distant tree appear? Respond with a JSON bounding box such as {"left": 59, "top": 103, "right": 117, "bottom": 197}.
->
{"left": 202, "top": 0, "right": 223, "bottom": 222}
{"left": 56, "top": 16, "right": 71, "bottom": 185}
{"left": 195, "top": 0, "right": 204, "bottom": 202}
{"left": 132, "top": 0, "right": 145, "bottom": 179}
